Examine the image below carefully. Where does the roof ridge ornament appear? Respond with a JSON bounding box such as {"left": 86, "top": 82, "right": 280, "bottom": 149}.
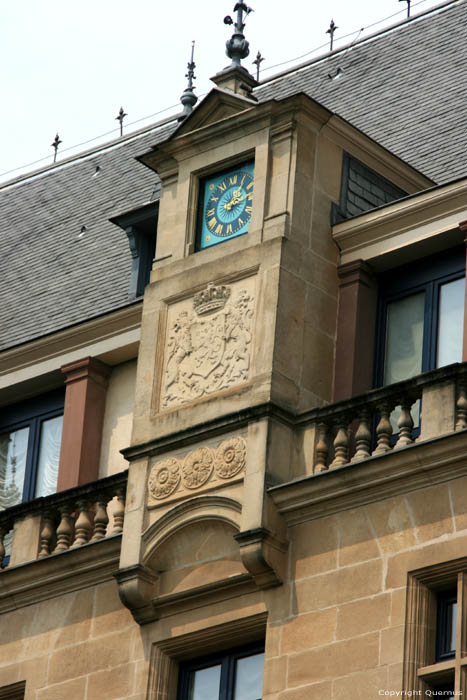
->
{"left": 399, "top": 0, "right": 411, "bottom": 18}
{"left": 224, "top": 2, "right": 254, "bottom": 68}
{"left": 179, "top": 41, "right": 198, "bottom": 121}
{"left": 51, "top": 133, "right": 62, "bottom": 164}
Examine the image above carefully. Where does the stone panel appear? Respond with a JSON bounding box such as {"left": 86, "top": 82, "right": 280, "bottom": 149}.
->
{"left": 158, "top": 276, "right": 256, "bottom": 411}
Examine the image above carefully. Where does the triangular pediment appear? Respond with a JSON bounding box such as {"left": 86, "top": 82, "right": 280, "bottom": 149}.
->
{"left": 174, "top": 88, "right": 256, "bottom": 137}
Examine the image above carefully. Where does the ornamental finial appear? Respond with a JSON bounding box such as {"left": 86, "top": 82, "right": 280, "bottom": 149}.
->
{"left": 326, "top": 20, "right": 338, "bottom": 52}
{"left": 179, "top": 40, "right": 198, "bottom": 121}
{"left": 399, "top": 0, "right": 411, "bottom": 18}
{"left": 51, "top": 133, "right": 62, "bottom": 163}
{"left": 115, "top": 107, "right": 127, "bottom": 137}
{"left": 252, "top": 51, "right": 264, "bottom": 81}
{"left": 224, "top": 2, "right": 254, "bottom": 68}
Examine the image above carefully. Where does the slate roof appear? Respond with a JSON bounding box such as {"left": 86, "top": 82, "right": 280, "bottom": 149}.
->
{"left": 0, "top": 122, "right": 175, "bottom": 353}
{"left": 1, "top": 0, "right": 466, "bottom": 353}
{"left": 257, "top": 0, "right": 467, "bottom": 184}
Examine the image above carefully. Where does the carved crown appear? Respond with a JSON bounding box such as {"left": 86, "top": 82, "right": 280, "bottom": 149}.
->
{"left": 193, "top": 283, "right": 231, "bottom": 316}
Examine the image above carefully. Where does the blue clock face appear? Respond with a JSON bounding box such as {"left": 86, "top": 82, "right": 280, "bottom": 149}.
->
{"left": 198, "top": 162, "right": 254, "bottom": 250}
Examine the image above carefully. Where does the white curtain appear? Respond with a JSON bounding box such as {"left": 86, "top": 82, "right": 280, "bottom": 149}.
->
{"left": 35, "top": 416, "right": 63, "bottom": 498}
{"left": 0, "top": 428, "right": 28, "bottom": 511}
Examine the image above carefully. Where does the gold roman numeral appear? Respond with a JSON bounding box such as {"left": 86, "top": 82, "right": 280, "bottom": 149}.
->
{"left": 218, "top": 182, "right": 227, "bottom": 192}
{"left": 247, "top": 193, "right": 253, "bottom": 201}
{"left": 207, "top": 208, "right": 215, "bottom": 217}
{"left": 208, "top": 217, "right": 217, "bottom": 229}
{"left": 226, "top": 224, "right": 233, "bottom": 234}
{"left": 245, "top": 205, "right": 252, "bottom": 214}
{"left": 215, "top": 224, "right": 223, "bottom": 235}
{"left": 229, "top": 175, "right": 237, "bottom": 185}
{"left": 246, "top": 181, "right": 254, "bottom": 190}
{"left": 238, "top": 217, "right": 244, "bottom": 227}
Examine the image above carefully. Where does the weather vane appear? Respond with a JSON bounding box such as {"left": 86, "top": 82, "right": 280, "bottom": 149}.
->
{"left": 399, "top": 0, "right": 411, "bottom": 18}
{"left": 326, "top": 20, "right": 338, "bottom": 52}
{"left": 179, "top": 40, "right": 198, "bottom": 121}
{"left": 224, "top": 2, "right": 254, "bottom": 68}
{"left": 252, "top": 51, "right": 264, "bottom": 81}
{"left": 115, "top": 107, "right": 127, "bottom": 137}
{"left": 51, "top": 133, "right": 62, "bottom": 163}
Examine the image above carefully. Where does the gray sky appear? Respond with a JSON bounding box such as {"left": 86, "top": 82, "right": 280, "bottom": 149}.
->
{"left": 1, "top": 0, "right": 447, "bottom": 181}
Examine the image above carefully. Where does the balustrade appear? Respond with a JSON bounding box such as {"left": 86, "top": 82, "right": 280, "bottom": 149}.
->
{"left": 0, "top": 471, "right": 127, "bottom": 569}
{"left": 303, "top": 364, "right": 467, "bottom": 473}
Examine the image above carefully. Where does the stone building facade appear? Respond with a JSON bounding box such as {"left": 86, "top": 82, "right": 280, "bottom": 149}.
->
{"left": 1, "top": 2, "right": 467, "bottom": 699}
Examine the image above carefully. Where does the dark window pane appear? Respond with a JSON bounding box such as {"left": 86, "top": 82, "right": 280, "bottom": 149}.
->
{"left": 234, "top": 652, "right": 264, "bottom": 700}
{"left": 436, "top": 591, "right": 457, "bottom": 660}
{"left": 188, "top": 664, "right": 221, "bottom": 700}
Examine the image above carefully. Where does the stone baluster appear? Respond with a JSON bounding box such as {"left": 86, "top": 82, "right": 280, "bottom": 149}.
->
{"left": 351, "top": 408, "right": 372, "bottom": 462}
{"left": 90, "top": 494, "right": 109, "bottom": 542}
{"left": 314, "top": 422, "right": 330, "bottom": 473}
{"left": 330, "top": 419, "right": 350, "bottom": 468}
{"left": 456, "top": 383, "right": 467, "bottom": 430}
{"left": 38, "top": 511, "right": 56, "bottom": 558}
{"left": 110, "top": 488, "right": 126, "bottom": 535}
{"left": 374, "top": 402, "right": 393, "bottom": 454}
{"left": 54, "top": 504, "right": 74, "bottom": 552}
{"left": 72, "top": 499, "right": 93, "bottom": 547}
{"left": 396, "top": 397, "right": 414, "bottom": 448}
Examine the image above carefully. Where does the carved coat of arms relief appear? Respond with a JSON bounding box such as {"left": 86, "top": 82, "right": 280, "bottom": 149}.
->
{"left": 161, "top": 279, "right": 255, "bottom": 409}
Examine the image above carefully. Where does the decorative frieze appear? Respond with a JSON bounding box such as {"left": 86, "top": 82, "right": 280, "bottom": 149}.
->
{"left": 160, "top": 277, "right": 256, "bottom": 410}
{"left": 148, "top": 437, "right": 246, "bottom": 503}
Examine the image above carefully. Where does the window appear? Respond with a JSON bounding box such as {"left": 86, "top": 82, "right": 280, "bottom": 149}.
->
{"left": 376, "top": 246, "right": 465, "bottom": 388}
{"left": 404, "top": 561, "right": 467, "bottom": 697}
{"left": 178, "top": 645, "right": 264, "bottom": 700}
{"left": 110, "top": 202, "right": 158, "bottom": 299}
{"left": 0, "top": 389, "right": 64, "bottom": 511}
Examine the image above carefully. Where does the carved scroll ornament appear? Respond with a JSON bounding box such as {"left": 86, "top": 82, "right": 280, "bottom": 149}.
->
{"left": 148, "top": 437, "right": 246, "bottom": 501}
{"left": 161, "top": 283, "right": 255, "bottom": 409}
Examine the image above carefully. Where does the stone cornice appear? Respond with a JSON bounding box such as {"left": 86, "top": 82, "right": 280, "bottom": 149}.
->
{"left": 333, "top": 176, "right": 467, "bottom": 266}
{"left": 268, "top": 429, "right": 467, "bottom": 526}
{"left": 0, "top": 536, "right": 121, "bottom": 614}
{"left": 121, "top": 402, "right": 295, "bottom": 462}
{"left": 0, "top": 303, "right": 142, "bottom": 400}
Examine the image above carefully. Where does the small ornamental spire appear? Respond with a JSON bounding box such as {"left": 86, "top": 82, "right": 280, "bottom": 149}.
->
{"left": 399, "top": 0, "right": 411, "bottom": 18}
{"left": 326, "top": 19, "right": 338, "bottom": 52}
{"left": 51, "top": 133, "right": 62, "bottom": 163}
{"left": 115, "top": 107, "right": 127, "bottom": 137}
{"left": 252, "top": 51, "right": 264, "bottom": 81}
{"left": 179, "top": 40, "right": 198, "bottom": 121}
{"left": 224, "top": 2, "right": 254, "bottom": 68}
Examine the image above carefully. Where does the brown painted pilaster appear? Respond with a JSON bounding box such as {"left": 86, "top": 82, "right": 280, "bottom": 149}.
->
{"left": 58, "top": 357, "right": 111, "bottom": 491}
{"left": 459, "top": 221, "right": 467, "bottom": 363}
{"left": 333, "top": 260, "right": 378, "bottom": 401}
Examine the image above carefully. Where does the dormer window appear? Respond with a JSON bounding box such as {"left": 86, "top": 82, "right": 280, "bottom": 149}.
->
{"left": 110, "top": 201, "right": 158, "bottom": 299}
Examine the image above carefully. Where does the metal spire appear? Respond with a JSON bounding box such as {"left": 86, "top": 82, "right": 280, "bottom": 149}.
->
{"left": 252, "top": 51, "right": 264, "bottom": 81}
{"left": 51, "top": 133, "right": 62, "bottom": 163}
{"left": 224, "top": 2, "right": 254, "bottom": 68}
{"left": 115, "top": 107, "right": 127, "bottom": 137}
{"left": 179, "top": 40, "right": 198, "bottom": 121}
{"left": 326, "top": 19, "right": 338, "bottom": 52}
{"left": 399, "top": 0, "right": 411, "bottom": 18}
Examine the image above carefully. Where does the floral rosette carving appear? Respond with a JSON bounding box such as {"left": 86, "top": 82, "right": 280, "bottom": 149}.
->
{"left": 214, "top": 437, "right": 246, "bottom": 479}
{"left": 148, "top": 458, "right": 180, "bottom": 500}
{"left": 182, "top": 447, "right": 214, "bottom": 489}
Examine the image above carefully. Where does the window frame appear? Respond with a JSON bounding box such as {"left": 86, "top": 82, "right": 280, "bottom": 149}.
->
{"left": 0, "top": 389, "right": 64, "bottom": 505}
{"left": 374, "top": 245, "right": 466, "bottom": 389}
{"left": 404, "top": 559, "right": 467, "bottom": 697}
{"left": 177, "top": 642, "right": 265, "bottom": 700}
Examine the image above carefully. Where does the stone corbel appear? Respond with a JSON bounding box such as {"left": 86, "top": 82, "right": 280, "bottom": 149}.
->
{"left": 234, "top": 527, "right": 288, "bottom": 589}
{"left": 113, "top": 564, "right": 159, "bottom": 625}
